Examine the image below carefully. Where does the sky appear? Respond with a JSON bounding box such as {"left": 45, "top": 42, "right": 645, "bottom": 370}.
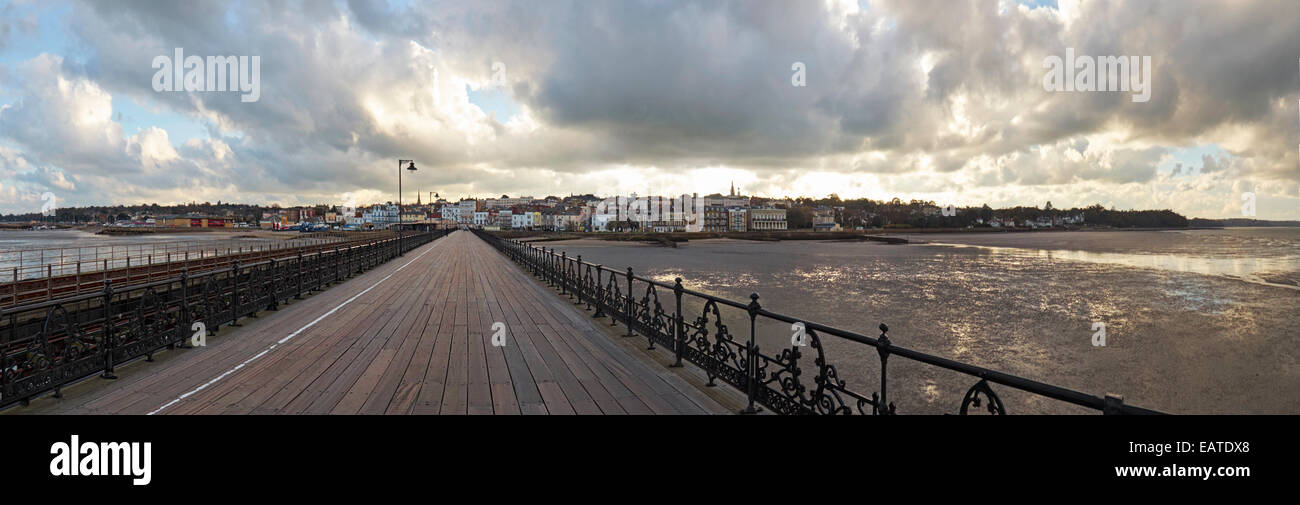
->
{"left": 0, "top": 0, "right": 1298, "bottom": 219}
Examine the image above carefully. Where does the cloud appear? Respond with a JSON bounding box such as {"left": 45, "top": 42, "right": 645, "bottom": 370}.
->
{"left": 0, "top": 55, "right": 133, "bottom": 173}
{"left": 0, "top": 0, "right": 1294, "bottom": 218}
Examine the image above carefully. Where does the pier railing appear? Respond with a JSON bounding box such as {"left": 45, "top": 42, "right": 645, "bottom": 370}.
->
{"left": 0, "top": 232, "right": 396, "bottom": 307}
{"left": 0, "top": 229, "right": 447, "bottom": 408}
{"left": 475, "top": 230, "right": 1164, "bottom": 415}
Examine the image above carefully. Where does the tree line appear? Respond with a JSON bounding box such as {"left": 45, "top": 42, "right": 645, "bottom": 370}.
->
{"left": 781, "top": 196, "right": 1189, "bottom": 229}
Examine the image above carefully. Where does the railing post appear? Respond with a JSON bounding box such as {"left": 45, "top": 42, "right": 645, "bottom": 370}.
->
{"left": 177, "top": 268, "right": 192, "bottom": 348}
{"left": 574, "top": 255, "right": 584, "bottom": 305}
{"left": 100, "top": 279, "right": 116, "bottom": 380}
{"left": 267, "top": 259, "right": 279, "bottom": 311}
{"left": 593, "top": 266, "right": 605, "bottom": 318}
{"left": 876, "top": 323, "right": 893, "bottom": 415}
{"left": 671, "top": 278, "right": 684, "bottom": 368}
{"left": 560, "top": 252, "right": 568, "bottom": 296}
{"left": 547, "top": 248, "right": 556, "bottom": 286}
{"left": 229, "top": 260, "right": 241, "bottom": 327}
{"left": 1103, "top": 394, "right": 1125, "bottom": 415}
{"left": 296, "top": 251, "right": 304, "bottom": 299}
{"left": 740, "top": 293, "right": 761, "bottom": 414}
{"left": 624, "top": 266, "right": 634, "bottom": 337}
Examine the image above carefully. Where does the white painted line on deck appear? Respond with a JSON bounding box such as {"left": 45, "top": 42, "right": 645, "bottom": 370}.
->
{"left": 147, "top": 240, "right": 442, "bottom": 415}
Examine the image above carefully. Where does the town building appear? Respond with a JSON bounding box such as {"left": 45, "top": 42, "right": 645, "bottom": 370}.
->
{"left": 511, "top": 211, "right": 535, "bottom": 230}
{"left": 812, "top": 208, "right": 838, "bottom": 231}
{"left": 364, "top": 205, "right": 399, "bottom": 228}
{"left": 497, "top": 209, "right": 514, "bottom": 229}
{"left": 440, "top": 205, "right": 461, "bottom": 223}
{"left": 555, "top": 212, "right": 583, "bottom": 231}
{"left": 590, "top": 212, "right": 616, "bottom": 232}
{"left": 704, "top": 204, "right": 729, "bottom": 232}
{"left": 728, "top": 208, "right": 747, "bottom": 232}
{"left": 703, "top": 194, "right": 750, "bottom": 209}
{"left": 701, "top": 183, "right": 751, "bottom": 210}
{"left": 160, "top": 216, "right": 234, "bottom": 228}
{"left": 487, "top": 196, "right": 533, "bottom": 209}
{"left": 747, "top": 207, "right": 788, "bottom": 231}
{"left": 400, "top": 210, "right": 424, "bottom": 223}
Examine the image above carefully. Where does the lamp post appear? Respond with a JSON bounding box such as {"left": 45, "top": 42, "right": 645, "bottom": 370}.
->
{"left": 398, "top": 159, "right": 417, "bottom": 254}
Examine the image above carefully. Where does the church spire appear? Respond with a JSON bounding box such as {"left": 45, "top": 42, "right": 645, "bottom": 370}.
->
{"left": 730, "top": 181, "right": 735, "bottom": 196}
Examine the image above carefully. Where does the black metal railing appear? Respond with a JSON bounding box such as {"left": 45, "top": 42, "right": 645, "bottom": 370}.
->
{"left": 473, "top": 230, "right": 1164, "bottom": 415}
{"left": 0, "top": 229, "right": 449, "bottom": 408}
{"left": 0, "top": 231, "right": 395, "bottom": 307}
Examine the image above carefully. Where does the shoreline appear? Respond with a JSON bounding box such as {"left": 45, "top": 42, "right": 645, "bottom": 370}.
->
{"left": 492, "top": 226, "right": 1238, "bottom": 247}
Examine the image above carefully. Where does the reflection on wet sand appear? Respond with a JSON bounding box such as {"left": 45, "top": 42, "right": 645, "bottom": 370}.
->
{"left": 922, "top": 242, "right": 1300, "bottom": 290}
{"left": 553, "top": 229, "right": 1300, "bottom": 414}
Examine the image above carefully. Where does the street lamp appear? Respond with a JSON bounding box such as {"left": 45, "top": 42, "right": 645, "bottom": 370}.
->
{"left": 398, "top": 159, "right": 417, "bottom": 254}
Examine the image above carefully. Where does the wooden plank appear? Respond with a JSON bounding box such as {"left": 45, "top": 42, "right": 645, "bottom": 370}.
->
{"left": 472, "top": 262, "right": 520, "bottom": 415}
{"left": 385, "top": 257, "right": 456, "bottom": 414}
{"left": 411, "top": 280, "right": 458, "bottom": 415}
{"left": 481, "top": 252, "right": 627, "bottom": 414}
{"left": 355, "top": 260, "right": 444, "bottom": 414}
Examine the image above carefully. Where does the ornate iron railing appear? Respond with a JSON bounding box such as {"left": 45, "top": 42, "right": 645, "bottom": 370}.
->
{"left": 0, "top": 230, "right": 448, "bottom": 408}
{"left": 474, "top": 230, "right": 1164, "bottom": 415}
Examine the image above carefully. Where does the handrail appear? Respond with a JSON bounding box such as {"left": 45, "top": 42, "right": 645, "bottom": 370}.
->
{"left": 473, "top": 229, "right": 1164, "bottom": 415}
{"left": 0, "top": 229, "right": 449, "bottom": 409}
{"left": 0, "top": 231, "right": 399, "bottom": 308}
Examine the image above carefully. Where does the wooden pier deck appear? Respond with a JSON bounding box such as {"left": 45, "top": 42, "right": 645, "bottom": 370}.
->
{"left": 7, "top": 230, "right": 731, "bottom": 415}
